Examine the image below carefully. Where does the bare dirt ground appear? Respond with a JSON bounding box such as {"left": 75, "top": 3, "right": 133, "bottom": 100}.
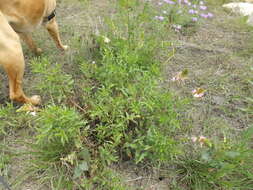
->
{"left": 164, "top": 6, "right": 252, "bottom": 137}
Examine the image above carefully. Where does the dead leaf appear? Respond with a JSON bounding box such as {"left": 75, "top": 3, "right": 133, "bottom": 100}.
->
{"left": 198, "top": 136, "right": 207, "bottom": 147}
{"left": 192, "top": 88, "right": 205, "bottom": 98}
{"left": 171, "top": 69, "right": 188, "bottom": 82}
{"left": 60, "top": 152, "right": 77, "bottom": 165}
{"left": 191, "top": 136, "right": 198, "bottom": 142}
{"left": 16, "top": 104, "right": 40, "bottom": 113}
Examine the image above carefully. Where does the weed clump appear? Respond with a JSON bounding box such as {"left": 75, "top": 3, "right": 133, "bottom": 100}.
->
{"left": 173, "top": 130, "right": 253, "bottom": 189}
{"left": 27, "top": 0, "right": 183, "bottom": 188}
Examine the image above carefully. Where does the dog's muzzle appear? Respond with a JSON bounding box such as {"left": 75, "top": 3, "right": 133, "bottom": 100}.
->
{"left": 43, "top": 9, "right": 56, "bottom": 23}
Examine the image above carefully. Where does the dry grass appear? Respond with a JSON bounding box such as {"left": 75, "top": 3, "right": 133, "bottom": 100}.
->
{"left": 0, "top": 0, "right": 252, "bottom": 189}
{"left": 164, "top": 4, "right": 252, "bottom": 138}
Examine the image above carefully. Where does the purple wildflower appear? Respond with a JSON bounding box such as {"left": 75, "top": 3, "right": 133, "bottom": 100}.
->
{"left": 199, "top": 5, "right": 207, "bottom": 10}
{"left": 189, "top": 9, "right": 195, "bottom": 14}
{"left": 207, "top": 12, "right": 214, "bottom": 18}
{"left": 172, "top": 24, "right": 182, "bottom": 32}
{"left": 192, "top": 4, "right": 197, "bottom": 9}
{"left": 164, "top": 0, "right": 175, "bottom": 5}
{"left": 200, "top": 13, "right": 208, "bottom": 18}
{"left": 192, "top": 17, "right": 198, "bottom": 22}
{"left": 159, "top": 16, "right": 165, "bottom": 20}
{"left": 155, "top": 16, "right": 165, "bottom": 21}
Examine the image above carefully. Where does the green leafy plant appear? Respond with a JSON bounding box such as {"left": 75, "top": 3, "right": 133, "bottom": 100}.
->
{"left": 75, "top": 0, "right": 185, "bottom": 168}
{"left": 0, "top": 103, "right": 36, "bottom": 137}
{"left": 0, "top": 148, "right": 11, "bottom": 176}
{"left": 176, "top": 130, "right": 253, "bottom": 189}
{"left": 36, "top": 105, "right": 86, "bottom": 145}
{"left": 31, "top": 57, "right": 74, "bottom": 103}
{"left": 26, "top": 105, "right": 90, "bottom": 189}
{"left": 81, "top": 167, "right": 126, "bottom": 190}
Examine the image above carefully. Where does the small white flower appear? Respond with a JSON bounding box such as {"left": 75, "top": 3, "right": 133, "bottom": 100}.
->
{"left": 171, "top": 77, "right": 176, "bottom": 81}
{"left": 103, "top": 36, "right": 111, "bottom": 43}
{"left": 30, "top": 111, "right": 37, "bottom": 116}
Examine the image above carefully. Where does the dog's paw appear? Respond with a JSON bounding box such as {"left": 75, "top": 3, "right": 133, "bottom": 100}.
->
{"left": 30, "top": 95, "right": 41, "bottom": 105}
{"left": 61, "top": 45, "right": 69, "bottom": 51}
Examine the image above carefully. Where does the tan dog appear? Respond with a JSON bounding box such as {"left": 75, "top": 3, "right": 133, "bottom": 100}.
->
{"left": 0, "top": 0, "right": 67, "bottom": 105}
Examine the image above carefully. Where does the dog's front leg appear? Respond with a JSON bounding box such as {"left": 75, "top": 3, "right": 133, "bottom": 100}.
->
{"left": 45, "top": 17, "right": 68, "bottom": 51}
{"left": 18, "top": 33, "right": 42, "bottom": 55}
{"left": 3, "top": 53, "right": 41, "bottom": 105}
